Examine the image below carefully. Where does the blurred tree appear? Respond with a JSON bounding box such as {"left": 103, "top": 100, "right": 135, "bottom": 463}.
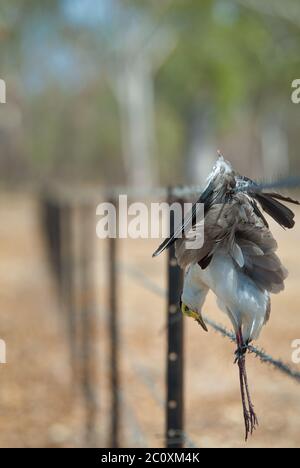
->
{"left": 0, "top": 0, "right": 299, "bottom": 186}
{"left": 150, "top": 0, "right": 300, "bottom": 181}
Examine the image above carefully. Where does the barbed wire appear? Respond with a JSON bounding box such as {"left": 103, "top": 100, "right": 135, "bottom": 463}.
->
{"left": 202, "top": 317, "right": 300, "bottom": 383}
{"left": 42, "top": 173, "right": 300, "bottom": 206}
{"left": 117, "top": 262, "right": 167, "bottom": 299}
{"left": 41, "top": 183, "right": 204, "bottom": 205}
{"left": 106, "top": 184, "right": 203, "bottom": 200}
{"left": 119, "top": 261, "right": 300, "bottom": 384}
{"left": 41, "top": 184, "right": 300, "bottom": 449}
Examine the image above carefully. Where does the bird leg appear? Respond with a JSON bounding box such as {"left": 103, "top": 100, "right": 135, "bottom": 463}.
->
{"left": 235, "top": 328, "right": 258, "bottom": 440}
{"left": 239, "top": 339, "right": 259, "bottom": 433}
{"left": 237, "top": 350, "right": 250, "bottom": 439}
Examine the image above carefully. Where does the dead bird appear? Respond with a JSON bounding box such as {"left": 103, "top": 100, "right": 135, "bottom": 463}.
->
{"left": 153, "top": 153, "right": 300, "bottom": 440}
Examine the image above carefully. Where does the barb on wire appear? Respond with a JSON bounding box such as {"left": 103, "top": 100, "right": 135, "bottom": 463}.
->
{"left": 203, "top": 316, "right": 300, "bottom": 383}
{"left": 119, "top": 261, "right": 300, "bottom": 384}
{"left": 236, "top": 175, "right": 300, "bottom": 194}
{"left": 247, "top": 345, "right": 300, "bottom": 382}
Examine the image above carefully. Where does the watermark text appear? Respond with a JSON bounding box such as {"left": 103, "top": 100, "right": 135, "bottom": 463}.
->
{"left": 291, "top": 79, "right": 300, "bottom": 104}
{"left": 96, "top": 195, "right": 205, "bottom": 250}
{"left": 0, "top": 79, "right": 6, "bottom": 103}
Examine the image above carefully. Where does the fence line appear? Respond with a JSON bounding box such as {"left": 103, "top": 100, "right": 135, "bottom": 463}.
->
{"left": 42, "top": 175, "right": 300, "bottom": 206}
{"left": 42, "top": 183, "right": 203, "bottom": 206}
{"left": 40, "top": 185, "right": 300, "bottom": 450}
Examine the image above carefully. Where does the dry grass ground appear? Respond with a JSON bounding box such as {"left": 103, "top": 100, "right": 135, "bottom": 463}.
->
{"left": 0, "top": 191, "right": 300, "bottom": 447}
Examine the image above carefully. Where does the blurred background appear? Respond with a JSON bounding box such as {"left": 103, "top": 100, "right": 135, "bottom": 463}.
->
{"left": 0, "top": 0, "right": 300, "bottom": 448}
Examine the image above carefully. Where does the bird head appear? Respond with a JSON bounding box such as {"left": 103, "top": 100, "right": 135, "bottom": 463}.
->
{"left": 180, "top": 265, "right": 209, "bottom": 332}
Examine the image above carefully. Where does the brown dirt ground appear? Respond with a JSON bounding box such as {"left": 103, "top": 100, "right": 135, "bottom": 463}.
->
{"left": 1, "top": 191, "right": 300, "bottom": 448}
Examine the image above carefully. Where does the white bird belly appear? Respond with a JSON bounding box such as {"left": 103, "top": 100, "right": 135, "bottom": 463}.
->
{"left": 187, "top": 253, "right": 269, "bottom": 342}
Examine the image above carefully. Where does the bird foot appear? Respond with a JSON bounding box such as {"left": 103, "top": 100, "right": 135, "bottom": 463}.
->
{"left": 249, "top": 404, "right": 259, "bottom": 433}
{"left": 234, "top": 344, "right": 249, "bottom": 363}
{"left": 243, "top": 405, "right": 258, "bottom": 440}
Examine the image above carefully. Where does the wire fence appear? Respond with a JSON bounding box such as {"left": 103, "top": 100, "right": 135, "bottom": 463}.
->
{"left": 119, "top": 261, "right": 300, "bottom": 384}
{"left": 40, "top": 184, "right": 300, "bottom": 448}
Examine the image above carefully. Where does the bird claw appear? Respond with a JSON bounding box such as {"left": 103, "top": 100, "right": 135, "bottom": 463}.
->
{"left": 249, "top": 405, "right": 259, "bottom": 431}
{"left": 234, "top": 344, "right": 249, "bottom": 363}
{"left": 244, "top": 405, "right": 259, "bottom": 440}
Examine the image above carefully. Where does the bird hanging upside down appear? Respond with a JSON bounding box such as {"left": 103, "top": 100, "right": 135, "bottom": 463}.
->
{"left": 153, "top": 154, "right": 300, "bottom": 440}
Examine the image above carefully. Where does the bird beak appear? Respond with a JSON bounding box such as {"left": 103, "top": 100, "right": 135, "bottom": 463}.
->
{"left": 181, "top": 303, "right": 208, "bottom": 332}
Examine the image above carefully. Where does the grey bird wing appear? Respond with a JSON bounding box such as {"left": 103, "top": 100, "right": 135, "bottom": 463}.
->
{"left": 175, "top": 202, "right": 236, "bottom": 269}
{"left": 153, "top": 170, "right": 299, "bottom": 274}
{"left": 236, "top": 175, "right": 300, "bottom": 229}
{"left": 152, "top": 180, "right": 216, "bottom": 258}
{"left": 232, "top": 176, "right": 299, "bottom": 295}
{"left": 237, "top": 228, "right": 288, "bottom": 294}
{"left": 234, "top": 196, "right": 288, "bottom": 295}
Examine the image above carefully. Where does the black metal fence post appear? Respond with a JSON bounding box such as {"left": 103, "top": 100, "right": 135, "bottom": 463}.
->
{"left": 108, "top": 197, "right": 120, "bottom": 448}
{"left": 166, "top": 194, "right": 184, "bottom": 448}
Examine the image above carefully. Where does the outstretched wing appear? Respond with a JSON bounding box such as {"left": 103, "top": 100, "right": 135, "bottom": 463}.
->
{"left": 235, "top": 176, "right": 300, "bottom": 229}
